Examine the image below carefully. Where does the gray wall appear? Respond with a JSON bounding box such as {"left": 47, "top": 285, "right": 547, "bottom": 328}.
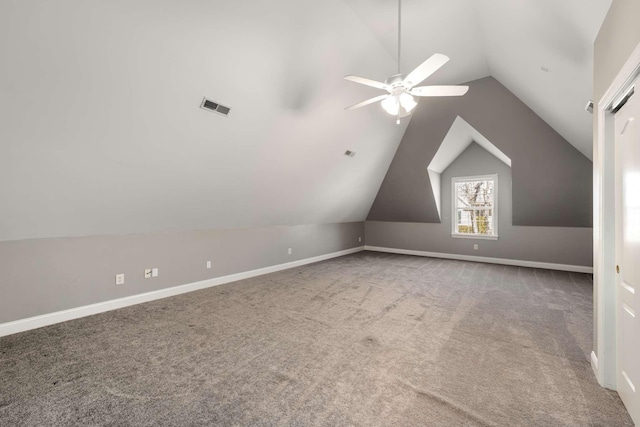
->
{"left": 366, "top": 143, "right": 592, "bottom": 267}
{"left": 367, "top": 76, "right": 593, "bottom": 228}
{"left": 0, "top": 222, "right": 363, "bottom": 324}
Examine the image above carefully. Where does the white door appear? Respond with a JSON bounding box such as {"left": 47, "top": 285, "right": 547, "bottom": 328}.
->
{"left": 615, "top": 82, "right": 640, "bottom": 425}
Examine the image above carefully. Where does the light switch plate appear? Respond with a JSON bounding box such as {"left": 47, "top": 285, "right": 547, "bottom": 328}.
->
{"left": 144, "top": 269, "right": 152, "bottom": 279}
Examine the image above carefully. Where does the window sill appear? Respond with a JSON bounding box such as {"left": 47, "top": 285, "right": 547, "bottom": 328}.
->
{"left": 451, "top": 234, "right": 498, "bottom": 241}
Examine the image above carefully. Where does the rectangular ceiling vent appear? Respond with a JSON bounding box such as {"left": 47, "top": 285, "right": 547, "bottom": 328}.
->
{"left": 585, "top": 100, "right": 594, "bottom": 114}
{"left": 200, "top": 97, "right": 231, "bottom": 117}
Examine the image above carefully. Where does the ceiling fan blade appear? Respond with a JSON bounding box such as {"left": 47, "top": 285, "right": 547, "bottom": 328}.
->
{"left": 344, "top": 75, "right": 389, "bottom": 91}
{"left": 410, "top": 85, "right": 469, "bottom": 97}
{"left": 403, "top": 54, "right": 450, "bottom": 88}
{"left": 345, "top": 94, "right": 389, "bottom": 111}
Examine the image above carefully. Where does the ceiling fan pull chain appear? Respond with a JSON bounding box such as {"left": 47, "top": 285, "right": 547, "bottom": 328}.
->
{"left": 343, "top": 0, "right": 468, "bottom": 114}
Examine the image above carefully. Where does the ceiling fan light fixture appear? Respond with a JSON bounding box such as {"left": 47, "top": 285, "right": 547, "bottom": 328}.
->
{"left": 399, "top": 93, "right": 417, "bottom": 112}
{"left": 381, "top": 95, "right": 400, "bottom": 115}
{"left": 343, "top": 0, "right": 468, "bottom": 114}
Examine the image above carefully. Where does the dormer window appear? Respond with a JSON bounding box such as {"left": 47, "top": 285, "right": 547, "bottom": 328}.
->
{"left": 451, "top": 174, "right": 498, "bottom": 240}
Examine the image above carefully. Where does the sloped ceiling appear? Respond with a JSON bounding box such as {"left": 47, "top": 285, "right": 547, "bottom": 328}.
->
{"left": 345, "top": 0, "right": 612, "bottom": 159}
{"left": 0, "top": 0, "right": 610, "bottom": 241}
{"left": 0, "top": 0, "right": 408, "bottom": 241}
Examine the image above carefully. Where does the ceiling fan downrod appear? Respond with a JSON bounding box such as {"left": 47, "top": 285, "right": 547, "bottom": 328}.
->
{"left": 343, "top": 0, "right": 469, "bottom": 119}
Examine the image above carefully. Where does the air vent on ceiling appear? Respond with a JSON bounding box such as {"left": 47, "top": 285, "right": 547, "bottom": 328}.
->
{"left": 585, "top": 100, "right": 594, "bottom": 114}
{"left": 200, "top": 97, "right": 231, "bottom": 117}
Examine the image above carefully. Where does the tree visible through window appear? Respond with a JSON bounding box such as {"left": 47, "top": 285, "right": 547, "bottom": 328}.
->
{"left": 452, "top": 175, "right": 497, "bottom": 238}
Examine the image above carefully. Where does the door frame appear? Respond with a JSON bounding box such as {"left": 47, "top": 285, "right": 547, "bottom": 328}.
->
{"left": 594, "top": 40, "right": 640, "bottom": 389}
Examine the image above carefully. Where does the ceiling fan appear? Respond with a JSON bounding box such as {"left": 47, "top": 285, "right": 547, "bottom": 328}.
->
{"left": 344, "top": 0, "right": 469, "bottom": 123}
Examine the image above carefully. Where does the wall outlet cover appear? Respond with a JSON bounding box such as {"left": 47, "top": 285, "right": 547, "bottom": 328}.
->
{"left": 207, "top": 261, "right": 212, "bottom": 269}
{"left": 115, "top": 274, "right": 125, "bottom": 285}
{"left": 473, "top": 244, "right": 479, "bottom": 250}
{"left": 288, "top": 248, "right": 292, "bottom": 255}
{"left": 152, "top": 268, "right": 159, "bottom": 277}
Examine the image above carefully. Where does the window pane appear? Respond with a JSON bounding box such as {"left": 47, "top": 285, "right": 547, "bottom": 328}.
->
{"left": 455, "top": 180, "right": 494, "bottom": 208}
{"left": 453, "top": 178, "right": 495, "bottom": 236}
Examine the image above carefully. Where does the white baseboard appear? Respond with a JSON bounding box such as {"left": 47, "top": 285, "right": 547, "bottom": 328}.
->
{"left": 365, "top": 246, "right": 593, "bottom": 274}
{"left": 0, "top": 246, "right": 364, "bottom": 338}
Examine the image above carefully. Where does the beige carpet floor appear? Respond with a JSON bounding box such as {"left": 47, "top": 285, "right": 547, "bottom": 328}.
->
{"left": 0, "top": 252, "right": 634, "bottom": 426}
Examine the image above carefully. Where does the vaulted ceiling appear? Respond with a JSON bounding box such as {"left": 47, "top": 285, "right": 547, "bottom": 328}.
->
{"left": 345, "top": 0, "right": 612, "bottom": 159}
{"left": 0, "top": 0, "right": 611, "bottom": 241}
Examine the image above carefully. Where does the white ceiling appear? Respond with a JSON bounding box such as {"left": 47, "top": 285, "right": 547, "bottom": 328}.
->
{"left": 0, "top": 0, "right": 611, "bottom": 241}
{"left": 344, "top": 0, "right": 612, "bottom": 159}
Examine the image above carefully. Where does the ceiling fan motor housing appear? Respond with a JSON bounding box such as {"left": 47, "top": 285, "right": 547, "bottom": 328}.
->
{"left": 385, "top": 74, "right": 408, "bottom": 94}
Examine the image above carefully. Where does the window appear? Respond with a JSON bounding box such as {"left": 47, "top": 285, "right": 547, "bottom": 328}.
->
{"left": 452, "top": 175, "right": 498, "bottom": 239}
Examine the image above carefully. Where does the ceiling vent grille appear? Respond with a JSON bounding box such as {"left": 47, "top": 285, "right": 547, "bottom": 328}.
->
{"left": 585, "top": 100, "right": 594, "bottom": 114}
{"left": 200, "top": 98, "right": 231, "bottom": 117}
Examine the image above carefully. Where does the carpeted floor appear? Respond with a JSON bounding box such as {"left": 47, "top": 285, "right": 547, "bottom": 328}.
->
{"left": 0, "top": 252, "right": 633, "bottom": 426}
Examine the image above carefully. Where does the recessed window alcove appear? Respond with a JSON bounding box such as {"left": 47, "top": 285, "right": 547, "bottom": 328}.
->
{"left": 427, "top": 116, "right": 512, "bottom": 221}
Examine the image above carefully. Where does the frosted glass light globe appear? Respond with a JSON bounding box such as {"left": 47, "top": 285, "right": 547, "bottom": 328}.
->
{"left": 381, "top": 95, "right": 400, "bottom": 115}
{"left": 399, "top": 93, "right": 417, "bottom": 112}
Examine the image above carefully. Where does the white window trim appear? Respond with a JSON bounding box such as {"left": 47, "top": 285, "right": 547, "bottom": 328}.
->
{"left": 451, "top": 174, "right": 498, "bottom": 240}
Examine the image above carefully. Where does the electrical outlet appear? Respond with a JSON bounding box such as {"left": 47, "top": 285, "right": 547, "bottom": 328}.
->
{"left": 359, "top": 236, "right": 362, "bottom": 243}
{"left": 207, "top": 261, "right": 212, "bottom": 269}
{"left": 144, "top": 269, "right": 152, "bottom": 279}
{"left": 115, "top": 274, "right": 125, "bottom": 285}
{"left": 473, "top": 244, "right": 479, "bottom": 250}
{"left": 152, "top": 268, "right": 159, "bottom": 277}
{"left": 288, "top": 248, "right": 292, "bottom": 255}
